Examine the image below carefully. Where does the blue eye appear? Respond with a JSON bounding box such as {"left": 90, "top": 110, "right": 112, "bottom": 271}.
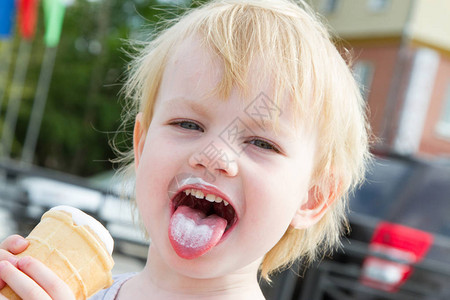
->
{"left": 247, "top": 138, "right": 281, "bottom": 153}
{"left": 171, "top": 120, "right": 204, "bottom": 132}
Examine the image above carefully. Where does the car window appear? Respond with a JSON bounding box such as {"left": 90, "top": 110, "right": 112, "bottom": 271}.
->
{"left": 350, "top": 157, "right": 416, "bottom": 218}
{"left": 350, "top": 157, "right": 450, "bottom": 238}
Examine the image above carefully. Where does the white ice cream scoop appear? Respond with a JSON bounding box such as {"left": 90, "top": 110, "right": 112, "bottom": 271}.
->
{"left": 50, "top": 205, "right": 114, "bottom": 255}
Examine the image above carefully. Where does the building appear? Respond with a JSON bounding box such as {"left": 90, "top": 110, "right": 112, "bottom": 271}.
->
{"left": 311, "top": 0, "right": 450, "bottom": 158}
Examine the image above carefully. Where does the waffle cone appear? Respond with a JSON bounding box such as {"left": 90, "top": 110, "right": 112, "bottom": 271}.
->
{"left": 1, "top": 210, "right": 114, "bottom": 300}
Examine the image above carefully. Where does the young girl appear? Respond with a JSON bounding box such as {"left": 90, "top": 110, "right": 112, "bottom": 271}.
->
{"left": 0, "top": 0, "right": 371, "bottom": 299}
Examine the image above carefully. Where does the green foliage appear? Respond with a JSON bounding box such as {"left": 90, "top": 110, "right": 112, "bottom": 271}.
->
{"left": 0, "top": 0, "right": 209, "bottom": 176}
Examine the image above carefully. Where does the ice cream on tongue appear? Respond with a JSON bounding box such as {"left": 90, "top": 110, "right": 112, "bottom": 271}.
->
{"left": 169, "top": 205, "right": 227, "bottom": 259}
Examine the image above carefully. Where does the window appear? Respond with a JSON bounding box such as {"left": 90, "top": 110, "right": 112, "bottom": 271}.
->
{"left": 353, "top": 61, "right": 374, "bottom": 101}
{"left": 320, "top": 0, "right": 339, "bottom": 14}
{"left": 368, "top": 0, "right": 390, "bottom": 12}
{"left": 436, "top": 83, "right": 450, "bottom": 138}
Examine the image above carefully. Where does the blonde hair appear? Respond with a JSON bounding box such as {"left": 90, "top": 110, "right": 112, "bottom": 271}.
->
{"left": 118, "top": 0, "right": 372, "bottom": 281}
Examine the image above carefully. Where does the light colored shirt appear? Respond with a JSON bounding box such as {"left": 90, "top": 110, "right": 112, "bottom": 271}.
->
{"left": 88, "top": 273, "right": 136, "bottom": 300}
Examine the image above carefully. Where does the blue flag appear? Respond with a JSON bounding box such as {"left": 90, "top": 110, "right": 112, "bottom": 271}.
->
{"left": 0, "top": 0, "right": 16, "bottom": 38}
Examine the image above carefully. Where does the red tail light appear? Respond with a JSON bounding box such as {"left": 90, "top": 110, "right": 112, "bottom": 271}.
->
{"left": 360, "top": 222, "right": 434, "bottom": 292}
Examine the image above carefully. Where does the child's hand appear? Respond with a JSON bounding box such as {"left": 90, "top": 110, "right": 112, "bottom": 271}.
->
{"left": 0, "top": 235, "right": 75, "bottom": 300}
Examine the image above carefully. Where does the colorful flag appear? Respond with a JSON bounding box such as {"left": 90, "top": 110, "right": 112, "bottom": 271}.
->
{"left": 0, "top": 0, "right": 16, "bottom": 38}
{"left": 19, "top": 0, "right": 39, "bottom": 39}
{"left": 44, "top": 0, "right": 66, "bottom": 47}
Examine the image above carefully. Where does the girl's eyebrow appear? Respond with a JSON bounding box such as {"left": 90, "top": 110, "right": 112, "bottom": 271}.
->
{"left": 245, "top": 116, "right": 291, "bottom": 138}
{"left": 165, "top": 97, "right": 211, "bottom": 117}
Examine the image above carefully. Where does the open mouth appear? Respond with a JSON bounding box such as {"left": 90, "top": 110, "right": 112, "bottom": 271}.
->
{"left": 168, "top": 186, "right": 238, "bottom": 259}
{"left": 171, "top": 188, "right": 237, "bottom": 232}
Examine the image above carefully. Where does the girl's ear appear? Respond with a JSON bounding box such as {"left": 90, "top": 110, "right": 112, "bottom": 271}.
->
{"left": 290, "top": 185, "right": 336, "bottom": 229}
{"left": 133, "top": 112, "right": 146, "bottom": 169}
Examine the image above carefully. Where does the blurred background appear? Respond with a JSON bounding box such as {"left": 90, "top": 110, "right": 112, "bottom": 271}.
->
{"left": 1, "top": 0, "right": 450, "bottom": 299}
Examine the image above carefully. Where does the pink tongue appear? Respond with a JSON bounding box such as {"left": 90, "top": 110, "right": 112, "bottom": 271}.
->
{"left": 169, "top": 205, "right": 227, "bottom": 259}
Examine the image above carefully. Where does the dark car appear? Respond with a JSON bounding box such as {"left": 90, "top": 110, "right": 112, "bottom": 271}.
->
{"left": 262, "top": 154, "right": 450, "bottom": 300}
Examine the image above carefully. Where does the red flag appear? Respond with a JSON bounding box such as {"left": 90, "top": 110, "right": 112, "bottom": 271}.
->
{"left": 19, "top": 0, "right": 39, "bottom": 39}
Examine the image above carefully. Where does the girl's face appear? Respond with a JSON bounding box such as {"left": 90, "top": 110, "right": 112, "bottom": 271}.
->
{"left": 134, "top": 37, "right": 319, "bottom": 279}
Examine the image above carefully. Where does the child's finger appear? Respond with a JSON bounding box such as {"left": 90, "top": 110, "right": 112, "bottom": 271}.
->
{"left": 0, "top": 260, "right": 51, "bottom": 300}
{"left": 17, "top": 256, "right": 75, "bottom": 300}
{"left": 0, "top": 249, "right": 19, "bottom": 266}
{"left": 0, "top": 249, "right": 19, "bottom": 289}
{"left": 0, "top": 235, "right": 29, "bottom": 254}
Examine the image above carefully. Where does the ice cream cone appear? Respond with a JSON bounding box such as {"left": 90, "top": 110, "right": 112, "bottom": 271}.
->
{"left": 1, "top": 207, "right": 114, "bottom": 300}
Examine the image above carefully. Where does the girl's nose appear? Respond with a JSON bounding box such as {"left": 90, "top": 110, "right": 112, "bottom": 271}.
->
{"left": 188, "top": 141, "right": 238, "bottom": 179}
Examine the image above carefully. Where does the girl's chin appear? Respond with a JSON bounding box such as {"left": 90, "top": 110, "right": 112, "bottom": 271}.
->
{"left": 151, "top": 245, "right": 234, "bottom": 278}
{"left": 164, "top": 249, "right": 263, "bottom": 280}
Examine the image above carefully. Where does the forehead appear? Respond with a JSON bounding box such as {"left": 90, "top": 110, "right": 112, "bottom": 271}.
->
{"left": 161, "top": 37, "right": 287, "bottom": 107}
{"left": 161, "top": 37, "right": 223, "bottom": 100}
{"left": 156, "top": 36, "right": 313, "bottom": 135}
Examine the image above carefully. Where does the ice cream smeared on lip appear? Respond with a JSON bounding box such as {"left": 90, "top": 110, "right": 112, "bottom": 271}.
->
{"left": 167, "top": 175, "right": 237, "bottom": 259}
{"left": 50, "top": 205, "right": 114, "bottom": 255}
{"left": 178, "top": 176, "right": 215, "bottom": 190}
